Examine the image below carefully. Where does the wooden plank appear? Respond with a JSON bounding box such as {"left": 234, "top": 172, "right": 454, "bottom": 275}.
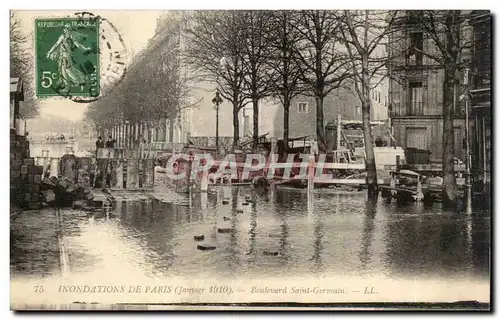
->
{"left": 340, "top": 120, "right": 385, "bottom": 126}
{"left": 126, "top": 159, "right": 139, "bottom": 190}
{"left": 379, "top": 186, "right": 418, "bottom": 195}
{"left": 321, "top": 163, "right": 365, "bottom": 170}
{"left": 142, "top": 159, "right": 154, "bottom": 189}
{"left": 313, "top": 178, "right": 386, "bottom": 185}
{"left": 112, "top": 160, "right": 124, "bottom": 190}
{"left": 409, "top": 164, "right": 466, "bottom": 172}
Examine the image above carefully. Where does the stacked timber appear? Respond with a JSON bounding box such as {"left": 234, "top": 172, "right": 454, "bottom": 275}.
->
{"left": 126, "top": 159, "right": 139, "bottom": 190}
{"left": 93, "top": 147, "right": 156, "bottom": 191}
{"left": 10, "top": 132, "right": 45, "bottom": 210}
{"left": 76, "top": 157, "right": 92, "bottom": 188}
{"left": 111, "top": 159, "right": 124, "bottom": 190}
{"left": 59, "top": 154, "right": 77, "bottom": 184}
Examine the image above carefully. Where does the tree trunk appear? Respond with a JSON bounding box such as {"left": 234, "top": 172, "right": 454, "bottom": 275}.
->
{"left": 442, "top": 67, "right": 457, "bottom": 210}
{"left": 362, "top": 102, "right": 378, "bottom": 198}
{"left": 168, "top": 118, "right": 174, "bottom": 143}
{"left": 362, "top": 61, "right": 378, "bottom": 199}
{"left": 252, "top": 98, "right": 259, "bottom": 152}
{"left": 283, "top": 98, "right": 290, "bottom": 153}
{"left": 232, "top": 102, "right": 240, "bottom": 149}
{"left": 315, "top": 96, "right": 326, "bottom": 152}
{"left": 442, "top": 12, "right": 459, "bottom": 211}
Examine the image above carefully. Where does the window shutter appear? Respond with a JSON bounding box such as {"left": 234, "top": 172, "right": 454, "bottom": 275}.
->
{"left": 423, "top": 30, "right": 430, "bottom": 65}
{"left": 422, "top": 76, "right": 428, "bottom": 115}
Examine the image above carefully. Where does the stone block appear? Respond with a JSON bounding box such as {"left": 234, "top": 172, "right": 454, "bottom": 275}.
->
{"left": 73, "top": 200, "right": 85, "bottom": 209}
{"left": 197, "top": 244, "right": 216, "bottom": 251}
{"left": 263, "top": 251, "right": 280, "bottom": 256}
{"left": 193, "top": 235, "right": 205, "bottom": 241}
{"left": 58, "top": 179, "right": 69, "bottom": 189}
{"left": 217, "top": 228, "right": 233, "bottom": 234}
{"left": 28, "top": 202, "right": 42, "bottom": 210}
{"left": 41, "top": 190, "right": 56, "bottom": 203}
{"left": 10, "top": 158, "right": 19, "bottom": 166}
{"left": 31, "top": 185, "right": 40, "bottom": 193}
{"left": 42, "top": 177, "right": 56, "bottom": 188}
{"left": 31, "top": 193, "right": 40, "bottom": 203}
{"left": 23, "top": 158, "right": 35, "bottom": 166}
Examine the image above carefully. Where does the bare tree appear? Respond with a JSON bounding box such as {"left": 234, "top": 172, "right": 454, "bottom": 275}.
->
{"left": 341, "top": 10, "right": 398, "bottom": 198}
{"left": 184, "top": 10, "right": 248, "bottom": 148}
{"left": 10, "top": 11, "right": 39, "bottom": 119}
{"left": 267, "top": 10, "right": 306, "bottom": 152}
{"left": 86, "top": 13, "right": 196, "bottom": 141}
{"left": 237, "top": 10, "right": 276, "bottom": 151}
{"left": 291, "top": 10, "right": 352, "bottom": 152}
{"left": 389, "top": 10, "right": 476, "bottom": 208}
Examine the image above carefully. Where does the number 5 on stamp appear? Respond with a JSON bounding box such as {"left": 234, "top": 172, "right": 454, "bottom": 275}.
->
{"left": 35, "top": 18, "right": 100, "bottom": 98}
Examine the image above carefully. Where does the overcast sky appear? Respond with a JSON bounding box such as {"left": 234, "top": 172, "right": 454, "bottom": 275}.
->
{"left": 17, "top": 10, "right": 164, "bottom": 122}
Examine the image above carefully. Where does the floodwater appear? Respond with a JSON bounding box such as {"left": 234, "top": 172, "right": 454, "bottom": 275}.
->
{"left": 11, "top": 186, "right": 490, "bottom": 284}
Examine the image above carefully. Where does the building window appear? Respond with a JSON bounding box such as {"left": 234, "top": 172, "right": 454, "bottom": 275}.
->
{"left": 406, "top": 127, "right": 427, "bottom": 150}
{"left": 408, "top": 31, "right": 423, "bottom": 66}
{"left": 473, "top": 15, "right": 491, "bottom": 88}
{"left": 297, "top": 102, "right": 308, "bottom": 114}
{"left": 243, "top": 115, "right": 251, "bottom": 137}
{"left": 408, "top": 81, "right": 424, "bottom": 115}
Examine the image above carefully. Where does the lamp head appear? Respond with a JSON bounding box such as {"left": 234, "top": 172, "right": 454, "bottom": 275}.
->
{"left": 212, "top": 91, "right": 223, "bottom": 105}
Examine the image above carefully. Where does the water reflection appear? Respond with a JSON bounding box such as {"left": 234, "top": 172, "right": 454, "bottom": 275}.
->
{"left": 310, "top": 208, "right": 325, "bottom": 276}
{"left": 358, "top": 199, "right": 376, "bottom": 275}
{"left": 248, "top": 200, "right": 258, "bottom": 257}
{"left": 13, "top": 186, "right": 489, "bottom": 282}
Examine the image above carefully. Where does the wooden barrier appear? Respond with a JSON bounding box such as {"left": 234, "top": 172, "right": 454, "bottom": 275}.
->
{"left": 49, "top": 158, "right": 59, "bottom": 178}
{"left": 126, "top": 159, "right": 139, "bottom": 190}
{"left": 112, "top": 160, "right": 124, "bottom": 190}
{"left": 29, "top": 141, "right": 76, "bottom": 158}
{"left": 89, "top": 151, "right": 155, "bottom": 191}
{"left": 59, "top": 155, "right": 77, "bottom": 183}
{"left": 142, "top": 159, "right": 154, "bottom": 189}
{"left": 76, "top": 157, "right": 92, "bottom": 188}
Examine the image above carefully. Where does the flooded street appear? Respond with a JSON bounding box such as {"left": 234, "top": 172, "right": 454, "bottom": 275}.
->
{"left": 11, "top": 186, "right": 490, "bottom": 284}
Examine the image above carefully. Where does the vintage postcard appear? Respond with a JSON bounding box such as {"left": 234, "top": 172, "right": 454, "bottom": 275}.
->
{"left": 9, "top": 9, "right": 491, "bottom": 311}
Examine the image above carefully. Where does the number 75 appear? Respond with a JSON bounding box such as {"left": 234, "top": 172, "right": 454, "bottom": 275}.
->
{"left": 34, "top": 285, "right": 44, "bottom": 293}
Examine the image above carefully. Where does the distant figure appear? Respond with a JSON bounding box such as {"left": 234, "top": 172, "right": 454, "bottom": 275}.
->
{"left": 310, "top": 139, "right": 319, "bottom": 155}
{"left": 375, "top": 137, "right": 383, "bottom": 147}
{"left": 96, "top": 136, "right": 104, "bottom": 148}
{"left": 59, "top": 133, "right": 65, "bottom": 141}
{"left": 105, "top": 136, "right": 115, "bottom": 148}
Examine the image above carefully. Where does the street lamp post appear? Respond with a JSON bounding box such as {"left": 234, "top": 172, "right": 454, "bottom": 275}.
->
{"left": 212, "top": 90, "right": 223, "bottom": 150}
{"left": 463, "top": 68, "right": 472, "bottom": 214}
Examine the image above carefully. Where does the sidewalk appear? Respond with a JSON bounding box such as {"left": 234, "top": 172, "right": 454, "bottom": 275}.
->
{"left": 10, "top": 206, "right": 61, "bottom": 278}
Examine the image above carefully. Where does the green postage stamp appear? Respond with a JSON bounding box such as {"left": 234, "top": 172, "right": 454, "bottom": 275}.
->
{"left": 35, "top": 18, "right": 100, "bottom": 98}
